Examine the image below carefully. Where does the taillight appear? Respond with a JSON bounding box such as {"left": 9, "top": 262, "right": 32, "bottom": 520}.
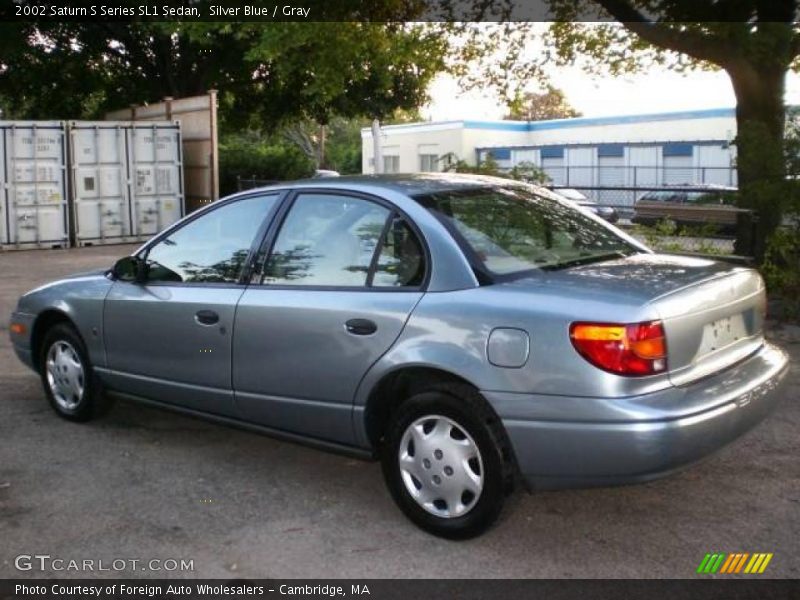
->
{"left": 569, "top": 321, "right": 667, "bottom": 376}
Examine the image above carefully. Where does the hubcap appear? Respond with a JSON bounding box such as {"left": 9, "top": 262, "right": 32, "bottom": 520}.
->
{"left": 398, "top": 415, "right": 484, "bottom": 518}
{"left": 45, "top": 340, "right": 85, "bottom": 411}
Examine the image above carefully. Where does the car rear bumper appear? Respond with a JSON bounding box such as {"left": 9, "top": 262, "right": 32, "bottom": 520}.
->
{"left": 485, "top": 342, "right": 789, "bottom": 490}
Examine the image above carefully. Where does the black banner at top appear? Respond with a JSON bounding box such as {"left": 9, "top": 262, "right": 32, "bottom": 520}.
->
{"left": 0, "top": 0, "right": 796, "bottom": 22}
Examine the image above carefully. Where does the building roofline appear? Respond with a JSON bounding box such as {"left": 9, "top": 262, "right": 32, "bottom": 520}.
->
{"left": 360, "top": 107, "right": 737, "bottom": 136}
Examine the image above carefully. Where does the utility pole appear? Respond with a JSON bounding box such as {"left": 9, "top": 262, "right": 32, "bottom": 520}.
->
{"left": 372, "top": 118, "right": 383, "bottom": 174}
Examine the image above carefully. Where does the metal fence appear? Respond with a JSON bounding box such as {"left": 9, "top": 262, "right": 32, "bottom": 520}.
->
{"left": 551, "top": 184, "right": 739, "bottom": 218}
{"left": 542, "top": 165, "right": 736, "bottom": 203}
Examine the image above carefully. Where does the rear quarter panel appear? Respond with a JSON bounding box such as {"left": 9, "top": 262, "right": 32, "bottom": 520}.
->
{"left": 352, "top": 283, "right": 671, "bottom": 448}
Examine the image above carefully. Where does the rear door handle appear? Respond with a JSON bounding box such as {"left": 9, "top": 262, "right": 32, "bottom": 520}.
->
{"left": 195, "top": 310, "right": 219, "bottom": 325}
{"left": 345, "top": 318, "right": 377, "bottom": 336}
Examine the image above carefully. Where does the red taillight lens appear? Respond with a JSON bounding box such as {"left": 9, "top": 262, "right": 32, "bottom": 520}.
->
{"left": 569, "top": 321, "right": 667, "bottom": 376}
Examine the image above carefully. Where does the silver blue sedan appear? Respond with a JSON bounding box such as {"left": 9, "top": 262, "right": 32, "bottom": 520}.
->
{"left": 9, "top": 174, "right": 789, "bottom": 538}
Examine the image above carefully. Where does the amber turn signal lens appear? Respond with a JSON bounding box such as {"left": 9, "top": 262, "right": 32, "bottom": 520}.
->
{"left": 10, "top": 322, "right": 27, "bottom": 335}
{"left": 570, "top": 321, "right": 668, "bottom": 376}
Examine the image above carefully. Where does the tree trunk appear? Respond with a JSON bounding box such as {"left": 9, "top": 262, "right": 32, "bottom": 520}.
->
{"left": 727, "top": 62, "right": 787, "bottom": 261}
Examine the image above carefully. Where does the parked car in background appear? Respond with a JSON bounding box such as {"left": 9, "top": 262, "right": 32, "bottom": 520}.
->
{"left": 551, "top": 187, "right": 619, "bottom": 223}
{"left": 632, "top": 185, "right": 741, "bottom": 232}
{"left": 9, "top": 174, "right": 788, "bottom": 539}
{"left": 313, "top": 169, "right": 341, "bottom": 178}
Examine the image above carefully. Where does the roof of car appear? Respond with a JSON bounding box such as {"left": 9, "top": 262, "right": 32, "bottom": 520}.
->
{"left": 246, "top": 173, "right": 533, "bottom": 197}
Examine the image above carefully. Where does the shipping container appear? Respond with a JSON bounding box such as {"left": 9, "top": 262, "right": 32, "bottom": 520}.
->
{"left": 69, "top": 121, "right": 183, "bottom": 246}
{"left": 0, "top": 122, "right": 69, "bottom": 249}
{"left": 106, "top": 92, "right": 218, "bottom": 213}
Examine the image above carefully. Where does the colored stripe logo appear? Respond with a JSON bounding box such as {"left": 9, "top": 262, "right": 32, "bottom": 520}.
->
{"left": 697, "top": 553, "right": 773, "bottom": 574}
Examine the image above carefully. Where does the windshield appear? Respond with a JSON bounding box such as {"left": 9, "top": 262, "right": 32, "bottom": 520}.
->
{"left": 414, "top": 186, "right": 639, "bottom": 277}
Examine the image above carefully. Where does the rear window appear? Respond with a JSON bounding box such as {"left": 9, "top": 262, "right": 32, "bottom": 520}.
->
{"left": 414, "top": 186, "right": 638, "bottom": 278}
{"left": 684, "top": 191, "right": 737, "bottom": 205}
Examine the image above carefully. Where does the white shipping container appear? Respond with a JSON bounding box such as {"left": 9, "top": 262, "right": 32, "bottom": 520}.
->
{"left": 0, "top": 122, "right": 69, "bottom": 248}
{"left": 128, "top": 125, "right": 183, "bottom": 238}
{"left": 69, "top": 121, "right": 183, "bottom": 246}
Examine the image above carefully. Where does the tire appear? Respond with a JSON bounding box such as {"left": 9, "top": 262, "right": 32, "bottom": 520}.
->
{"left": 381, "top": 384, "right": 515, "bottom": 539}
{"left": 39, "top": 322, "right": 110, "bottom": 422}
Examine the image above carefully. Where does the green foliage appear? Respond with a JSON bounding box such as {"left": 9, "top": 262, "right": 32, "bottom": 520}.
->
{"left": 629, "top": 219, "right": 729, "bottom": 256}
{"left": 279, "top": 117, "right": 364, "bottom": 174}
{"left": 323, "top": 119, "right": 364, "bottom": 175}
{"left": 505, "top": 85, "right": 582, "bottom": 121}
{"left": 508, "top": 161, "right": 552, "bottom": 185}
{"left": 440, "top": 154, "right": 550, "bottom": 184}
{"left": 761, "top": 110, "right": 800, "bottom": 321}
{"left": 217, "top": 132, "right": 314, "bottom": 196}
{"left": 762, "top": 226, "right": 800, "bottom": 321}
{"left": 0, "top": 21, "right": 448, "bottom": 130}
{"left": 191, "top": 21, "right": 448, "bottom": 129}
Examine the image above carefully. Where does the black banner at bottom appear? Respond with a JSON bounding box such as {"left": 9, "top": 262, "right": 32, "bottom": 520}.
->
{"left": 2, "top": 579, "right": 800, "bottom": 600}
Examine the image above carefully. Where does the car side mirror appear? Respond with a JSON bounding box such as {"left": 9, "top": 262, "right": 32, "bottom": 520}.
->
{"left": 111, "top": 255, "right": 147, "bottom": 283}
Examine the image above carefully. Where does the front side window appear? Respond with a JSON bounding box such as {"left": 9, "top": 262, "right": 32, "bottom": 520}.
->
{"left": 262, "top": 193, "right": 426, "bottom": 288}
{"left": 143, "top": 194, "right": 277, "bottom": 283}
{"left": 415, "top": 185, "right": 638, "bottom": 278}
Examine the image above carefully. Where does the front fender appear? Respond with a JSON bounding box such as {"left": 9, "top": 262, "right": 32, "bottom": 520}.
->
{"left": 15, "top": 274, "right": 114, "bottom": 370}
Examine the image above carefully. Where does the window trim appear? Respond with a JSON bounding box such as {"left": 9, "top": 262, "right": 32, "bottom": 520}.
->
{"left": 134, "top": 191, "right": 285, "bottom": 288}
{"left": 252, "top": 188, "right": 431, "bottom": 293}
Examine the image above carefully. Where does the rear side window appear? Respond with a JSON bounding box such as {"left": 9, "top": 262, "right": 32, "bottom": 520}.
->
{"left": 262, "top": 193, "right": 426, "bottom": 288}
{"left": 372, "top": 216, "right": 425, "bottom": 287}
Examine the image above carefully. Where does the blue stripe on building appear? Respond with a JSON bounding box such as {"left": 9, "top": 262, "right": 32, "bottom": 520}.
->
{"left": 597, "top": 143, "right": 625, "bottom": 157}
{"left": 540, "top": 146, "right": 564, "bottom": 159}
{"left": 662, "top": 142, "right": 694, "bottom": 157}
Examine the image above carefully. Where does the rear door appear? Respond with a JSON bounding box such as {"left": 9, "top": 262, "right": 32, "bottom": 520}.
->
{"left": 233, "top": 191, "right": 426, "bottom": 444}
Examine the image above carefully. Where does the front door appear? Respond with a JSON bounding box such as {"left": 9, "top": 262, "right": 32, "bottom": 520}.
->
{"left": 233, "top": 191, "right": 427, "bottom": 444}
{"left": 102, "top": 193, "right": 280, "bottom": 416}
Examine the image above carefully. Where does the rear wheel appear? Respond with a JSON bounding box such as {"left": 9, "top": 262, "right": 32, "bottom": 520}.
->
{"left": 381, "top": 385, "right": 513, "bottom": 539}
{"left": 39, "top": 323, "right": 110, "bottom": 422}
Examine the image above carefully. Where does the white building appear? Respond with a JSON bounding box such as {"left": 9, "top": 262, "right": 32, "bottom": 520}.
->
{"left": 361, "top": 108, "right": 738, "bottom": 205}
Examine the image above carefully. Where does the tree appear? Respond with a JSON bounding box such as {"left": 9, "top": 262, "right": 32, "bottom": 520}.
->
{"left": 544, "top": 2, "right": 800, "bottom": 261}
{"left": 0, "top": 20, "right": 447, "bottom": 130}
{"left": 0, "top": 22, "right": 259, "bottom": 119}
{"left": 505, "top": 85, "right": 582, "bottom": 121}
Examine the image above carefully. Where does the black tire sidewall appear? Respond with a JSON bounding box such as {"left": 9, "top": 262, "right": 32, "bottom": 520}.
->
{"left": 381, "top": 390, "right": 507, "bottom": 540}
{"left": 39, "top": 323, "right": 99, "bottom": 422}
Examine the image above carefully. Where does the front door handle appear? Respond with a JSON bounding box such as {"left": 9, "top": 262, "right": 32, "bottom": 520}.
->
{"left": 195, "top": 310, "right": 219, "bottom": 325}
{"left": 345, "top": 318, "right": 377, "bottom": 336}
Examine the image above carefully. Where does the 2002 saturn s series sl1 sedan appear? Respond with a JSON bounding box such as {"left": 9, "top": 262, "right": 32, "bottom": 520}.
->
{"left": 9, "top": 174, "right": 789, "bottom": 538}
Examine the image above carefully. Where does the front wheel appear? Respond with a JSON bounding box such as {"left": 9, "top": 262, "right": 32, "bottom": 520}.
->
{"left": 39, "top": 322, "right": 110, "bottom": 422}
{"left": 381, "top": 386, "right": 513, "bottom": 539}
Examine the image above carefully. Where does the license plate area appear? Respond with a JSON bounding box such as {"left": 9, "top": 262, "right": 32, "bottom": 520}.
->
{"left": 697, "top": 314, "right": 748, "bottom": 357}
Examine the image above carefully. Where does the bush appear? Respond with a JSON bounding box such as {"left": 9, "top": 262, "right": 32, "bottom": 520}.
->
{"left": 760, "top": 109, "right": 800, "bottom": 322}
{"left": 763, "top": 224, "right": 800, "bottom": 321}
{"left": 218, "top": 133, "right": 314, "bottom": 196}
{"left": 439, "top": 153, "right": 550, "bottom": 184}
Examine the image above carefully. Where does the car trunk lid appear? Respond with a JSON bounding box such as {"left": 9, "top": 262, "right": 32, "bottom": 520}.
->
{"left": 526, "top": 253, "right": 765, "bottom": 387}
{"left": 648, "top": 265, "right": 765, "bottom": 386}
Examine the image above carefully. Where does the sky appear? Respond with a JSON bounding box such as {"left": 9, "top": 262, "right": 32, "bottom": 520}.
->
{"left": 422, "top": 31, "right": 800, "bottom": 122}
